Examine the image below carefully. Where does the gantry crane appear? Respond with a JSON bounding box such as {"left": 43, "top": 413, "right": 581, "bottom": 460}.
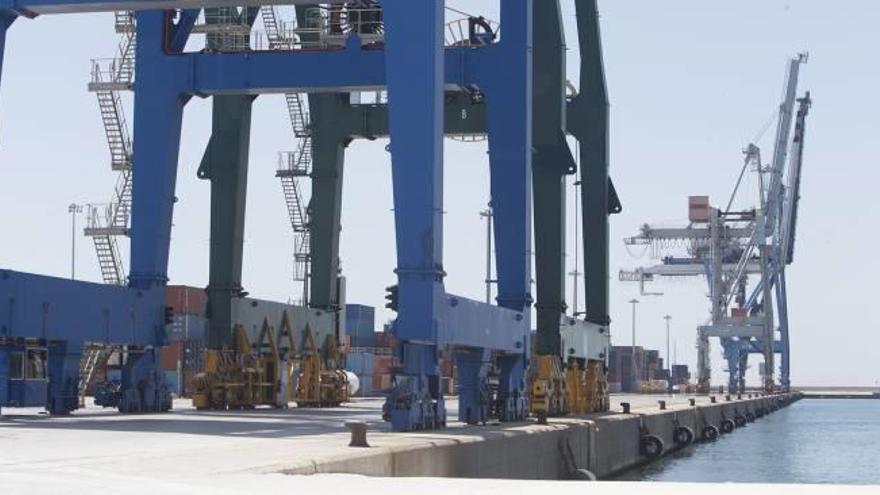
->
{"left": 0, "top": 0, "right": 618, "bottom": 428}
{"left": 620, "top": 54, "right": 810, "bottom": 394}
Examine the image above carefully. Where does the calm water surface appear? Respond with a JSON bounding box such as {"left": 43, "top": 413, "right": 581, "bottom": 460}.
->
{"left": 617, "top": 399, "right": 880, "bottom": 485}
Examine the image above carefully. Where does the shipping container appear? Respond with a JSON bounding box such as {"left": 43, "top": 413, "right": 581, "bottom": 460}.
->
{"left": 345, "top": 304, "right": 376, "bottom": 348}
{"left": 164, "top": 370, "right": 181, "bottom": 396}
{"left": 353, "top": 374, "right": 374, "bottom": 396}
{"left": 166, "top": 314, "right": 207, "bottom": 342}
{"left": 373, "top": 373, "right": 392, "bottom": 392}
{"left": 347, "top": 351, "right": 375, "bottom": 376}
{"left": 166, "top": 286, "right": 207, "bottom": 316}
{"left": 160, "top": 341, "right": 184, "bottom": 370}
{"left": 688, "top": 195, "right": 710, "bottom": 223}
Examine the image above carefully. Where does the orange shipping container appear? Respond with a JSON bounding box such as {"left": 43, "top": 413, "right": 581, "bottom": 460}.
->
{"left": 166, "top": 286, "right": 207, "bottom": 316}
{"left": 688, "top": 195, "right": 710, "bottom": 223}
{"left": 160, "top": 341, "right": 184, "bottom": 370}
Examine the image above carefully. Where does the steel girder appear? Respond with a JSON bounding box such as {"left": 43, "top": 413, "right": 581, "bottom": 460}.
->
{"left": 199, "top": 94, "right": 254, "bottom": 350}
{"left": 531, "top": 0, "right": 572, "bottom": 358}
{"left": 570, "top": 0, "right": 618, "bottom": 331}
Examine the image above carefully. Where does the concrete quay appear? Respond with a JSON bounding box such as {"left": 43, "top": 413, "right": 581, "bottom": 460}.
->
{"left": 0, "top": 393, "right": 800, "bottom": 484}
{"left": 285, "top": 392, "right": 800, "bottom": 479}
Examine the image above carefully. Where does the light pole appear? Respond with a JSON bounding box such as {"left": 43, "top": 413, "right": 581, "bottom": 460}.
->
{"left": 664, "top": 315, "right": 672, "bottom": 394}
{"left": 629, "top": 298, "right": 639, "bottom": 392}
{"left": 68, "top": 203, "right": 83, "bottom": 279}
{"left": 570, "top": 179, "right": 582, "bottom": 316}
{"left": 479, "top": 205, "right": 493, "bottom": 304}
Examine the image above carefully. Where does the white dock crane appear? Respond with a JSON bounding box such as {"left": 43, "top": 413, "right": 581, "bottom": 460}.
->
{"left": 620, "top": 54, "right": 810, "bottom": 394}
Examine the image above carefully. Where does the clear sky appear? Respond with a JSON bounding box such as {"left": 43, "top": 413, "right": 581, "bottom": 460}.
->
{"left": 0, "top": 1, "right": 877, "bottom": 387}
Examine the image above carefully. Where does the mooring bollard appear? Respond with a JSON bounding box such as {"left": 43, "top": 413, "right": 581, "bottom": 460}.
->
{"left": 345, "top": 421, "right": 370, "bottom": 448}
{"left": 737, "top": 394, "right": 742, "bottom": 400}
{"left": 689, "top": 398, "right": 696, "bottom": 406}
{"left": 621, "top": 402, "right": 631, "bottom": 414}
{"left": 710, "top": 396, "right": 717, "bottom": 403}
{"left": 725, "top": 395, "right": 731, "bottom": 402}
{"left": 658, "top": 400, "right": 666, "bottom": 410}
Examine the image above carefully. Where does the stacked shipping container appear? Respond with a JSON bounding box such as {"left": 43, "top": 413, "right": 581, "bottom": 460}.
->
{"left": 162, "top": 286, "right": 209, "bottom": 397}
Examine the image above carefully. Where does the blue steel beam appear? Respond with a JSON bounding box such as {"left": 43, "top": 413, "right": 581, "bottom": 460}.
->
{"left": 151, "top": 45, "right": 476, "bottom": 96}
{"left": 382, "top": 0, "right": 446, "bottom": 431}
{"left": 0, "top": 270, "right": 165, "bottom": 346}
{"left": 128, "top": 10, "right": 190, "bottom": 291}
{"left": 0, "top": 0, "right": 305, "bottom": 16}
{"left": 478, "top": 0, "right": 532, "bottom": 423}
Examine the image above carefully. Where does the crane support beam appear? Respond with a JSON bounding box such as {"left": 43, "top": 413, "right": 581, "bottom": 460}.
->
{"left": 307, "top": 93, "right": 348, "bottom": 312}
{"left": 626, "top": 226, "right": 754, "bottom": 242}
{"left": 571, "top": 0, "right": 616, "bottom": 328}
{"left": 531, "top": 0, "right": 571, "bottom": 356}
{"left": 198, "top": 95, "right": 254, "bottom": 350}
{"left": 1, "top": 0, "right": 312, "bottom": 16}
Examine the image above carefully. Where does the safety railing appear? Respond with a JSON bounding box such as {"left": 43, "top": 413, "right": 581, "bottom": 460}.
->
{"left": 84, "top": 202, "right": 129, "bottom": 236}
{"left": 277, "top": 150, "right": 311, "bottom": 176}
{"left": 444, "top": 16, "right": 498, "bottom": 47}
{"left": 90, "top": 58, "right": 133, "bottom": 88}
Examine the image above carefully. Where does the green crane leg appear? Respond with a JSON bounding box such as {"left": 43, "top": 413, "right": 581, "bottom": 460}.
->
{"left": 307, "top": 93, "right": 348, "bottom": 311}
{"left": 571, "top": 0, "right": 617, "bottom": 328}
{"left": 199, "top": 95, "right": 255, "bottom": 350}
{"left": 532, "top": 0, "right": 575, "bottom": 356}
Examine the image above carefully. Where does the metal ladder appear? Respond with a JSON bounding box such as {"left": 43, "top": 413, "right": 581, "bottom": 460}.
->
{"left": 285, "top": 93, "right": 311, "bottom": 138}
{"left": 260, "top": 5, "right": 285, "bottom": 49}
{"left": 95, "top": 90, "right": 133, "bottom": 171}
{"left": 78, "top": 346, "right": 106, "bottom": 406}
{"left": 278, "top": 154, "right": 309, "bottom": 233}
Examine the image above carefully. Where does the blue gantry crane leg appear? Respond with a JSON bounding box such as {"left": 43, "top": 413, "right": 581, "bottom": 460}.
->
{"left": 382, "top": 0, "right": 533, "bottom": 431}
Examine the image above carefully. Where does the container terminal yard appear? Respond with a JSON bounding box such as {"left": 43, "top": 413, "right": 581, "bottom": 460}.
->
{"left": 0, "top": 0, "right": 871, "bottom": 492}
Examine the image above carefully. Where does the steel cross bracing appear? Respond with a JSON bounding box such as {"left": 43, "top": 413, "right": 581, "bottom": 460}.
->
{"left": 620, "top": 55, "right": 809, "bottom": 394}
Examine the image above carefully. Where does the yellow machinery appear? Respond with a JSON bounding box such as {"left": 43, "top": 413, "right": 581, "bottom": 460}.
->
{"left": 192, "top": 317, "right": 295, "bottom": 410}
{"left": 294, "top": 323, "right": 349, "bottom": 407}
{"left": 531, "top": 317, "right": 612, "bottom": 419}
{"left": 530, "top": 355, "right": 566, "bottom": 422}
{"left": 532, "top": 356, "right": 608, "bottom": 420}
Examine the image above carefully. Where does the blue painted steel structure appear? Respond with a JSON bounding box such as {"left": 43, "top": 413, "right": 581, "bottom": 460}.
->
{"left": 0, "top": 1, "right": 534, "bottom": 429}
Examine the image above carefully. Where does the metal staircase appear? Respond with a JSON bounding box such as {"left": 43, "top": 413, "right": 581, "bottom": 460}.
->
{"left": 260, "top": 5, "right": 286, "bottom": 49}
{"left": 260, "top": 6, "right": 314, "bottom": 291}
{"left": 78, "top": 345, "right": 108, "bottom": 406}
{"left": 84, "top": 12, "right": 136, "bottom": 285}
{"left": 285, "top": 93, "right": 311, "bottom": 138}
{"left": 277, "top": 149, "right": 311, "bottom": 285}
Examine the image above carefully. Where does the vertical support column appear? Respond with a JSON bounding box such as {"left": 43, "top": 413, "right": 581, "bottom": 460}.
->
{"left": 46, "top": 340, "right": 80, "bottom": 415}
{"left": 308, "top": 94, "right": 347, "bottom": 313}
{"left": 124, "top": 11, "right": 186, "bottom": 412}
{"left": 722, "top": 340, "right": 739, "bottom": 393}
{"left": 128, "top": 11, "right": 188, "bottom": 293}
{"left": 456, "top": 347, "right": 488, "bottom": 425}
{"left": 572, "top": 0, "right": 611, "bottom": 330}
{"left": 382, "top": 1, "right": 446, "bottom": 431}
{"left": 531, "top": 0, "right": 569, "bottom": 357}
{"left": 483, "top": 0, "right": 533, "bottom": 422}
{"left": 776, "top": 271, "right": 790, "bottom": 391}
{"left": 760, "top": 248, "right": 775, "bottom": 393}
{"left": 199, "top": 95, "right": 254, "bottom": 350}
